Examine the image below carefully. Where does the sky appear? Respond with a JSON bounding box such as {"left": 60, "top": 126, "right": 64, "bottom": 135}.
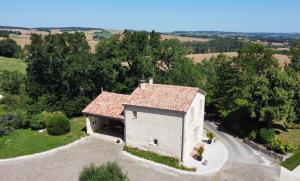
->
{"left": 1, "top": 0, "right": 300, "bottom": 33}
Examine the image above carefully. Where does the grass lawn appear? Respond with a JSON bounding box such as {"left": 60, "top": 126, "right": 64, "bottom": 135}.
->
{"left": 123, "top": 146, "right": 195, "bottom": 171}
{"left": 0, "top": 56, "right": 27, "bottom": 74}
{"left": 278, "top": 128, "right": 300, "bottom": 170}
{"left": 0, "top": 117, "right": 86, "bottom": 159}
{"left": 278, "top": 129, "right": 300, "bottom": 147}
{"left": 281, "top": 147, "right": 300, "bottom": 171}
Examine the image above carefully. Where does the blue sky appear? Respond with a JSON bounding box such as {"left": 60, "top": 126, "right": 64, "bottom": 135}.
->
{"left": 1, "top": 0, "right": 299, "bottom": 33}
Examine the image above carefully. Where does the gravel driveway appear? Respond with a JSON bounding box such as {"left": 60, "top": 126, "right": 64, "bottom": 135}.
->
{"left": 205, "top": 120, "right": 281, "bottom": 181}
{"left": 0, "top": 136, "right": 217, "bottom": 181}
{"left": 0, "top": 125, "right": 281, "bottom": 181}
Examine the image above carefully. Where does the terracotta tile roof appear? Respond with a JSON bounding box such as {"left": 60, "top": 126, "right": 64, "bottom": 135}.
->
{"left": 124, "top": 83, "right": 200, "bottom": 112}
{"left": 82, "top": 91, "right": 131, "bottom": 120}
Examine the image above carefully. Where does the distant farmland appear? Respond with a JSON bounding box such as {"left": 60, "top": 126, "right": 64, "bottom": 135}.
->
{"left": 161, "top": 34, "right": 210, "bottom": 42}
{"left": 187, "top": 52, "right": 291, "bottom": 67}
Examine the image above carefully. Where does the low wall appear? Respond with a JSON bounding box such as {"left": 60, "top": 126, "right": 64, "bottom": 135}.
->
{"left": 244, "top": 138, "right": 286, "bottom": 161}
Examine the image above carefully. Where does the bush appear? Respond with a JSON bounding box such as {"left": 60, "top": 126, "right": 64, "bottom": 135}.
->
{"left": 258, "top": 128, "right": 275, "bottom": 145}
{"left": 46, "top": 112, "right": 70, "bottom": 135}
{"left": 196, "top": 145, "right": 205, "bottom": 156}
{"left": 267, "top": 138, "right": 296, "bottom": 154}
{"left": 62, "top": 96, "right": 90, "bottom": 117}
{"left": 0, "top": 114, "right": 22, "bottom": 136}
{"left": 30, "top": 111, "right": 51, "bottom": 130}
{"left": 0, "top": 39, "right": 21, "bottom": 57}
{"left": 206, "top": 131, "right": 215, "bottom": 140}
{"left": 79, "top": 162, "right": 129, "bottom": 181}
{"left": 0, "top": 124, "right": 14, "bottom": 136}
{"left": 249, "top": 131, "right": 257, "bottom": 141}
{"left": 223, "top": 106, "right": 258, "bottom": 137}
{"left": 0, "top": 71, "right": 25, "bottom": 95}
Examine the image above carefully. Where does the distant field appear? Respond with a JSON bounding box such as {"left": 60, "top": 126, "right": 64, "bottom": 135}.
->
{"left": 0, "top": 56, "right": 27, "bottom": 74}
{"left": 186, "top": 52, "right": 238, "bottom": 63}
{"left": 187, "top": 52, "right": 291, "bottom": 67}
{"left": 161, "top": 34, "right": 210, "bottom": 42}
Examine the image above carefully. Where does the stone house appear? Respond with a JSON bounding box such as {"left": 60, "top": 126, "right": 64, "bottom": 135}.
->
{"left": 83, "top": 79, "right": 206, "bottom": 165}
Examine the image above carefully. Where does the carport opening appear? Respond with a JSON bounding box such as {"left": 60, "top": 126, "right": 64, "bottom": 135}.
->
{"left": 92, "top": 116, "right": 124, "bottom": 140}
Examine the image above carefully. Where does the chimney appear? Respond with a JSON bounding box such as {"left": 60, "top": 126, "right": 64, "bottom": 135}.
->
{"left": 140, "top": 83, "right": 145, "bottom": 89}
{"left": 139, "top": 77, "right": 146, "bottom": 89}
{"left": 149, "top": 77, "right": 153, "bottom": 84}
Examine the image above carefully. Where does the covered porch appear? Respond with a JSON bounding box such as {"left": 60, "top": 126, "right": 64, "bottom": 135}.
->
{"left": 82, "top": 91, "right": 131, "bottom": 141}
{"left": 86, "top": 114, "right": 124, "bottom": 140}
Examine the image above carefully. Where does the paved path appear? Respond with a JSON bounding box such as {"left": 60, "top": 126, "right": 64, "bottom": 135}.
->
{"left": 0, "top": 136, "right": 217, "bottom": 181}
{"left": 205, "top": 120, "right": 281, "bottom": 181}
{"left": 0, "top": 122, "right": 281, "bottom": 181}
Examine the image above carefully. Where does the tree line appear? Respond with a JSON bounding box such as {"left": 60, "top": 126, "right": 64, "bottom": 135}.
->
{"left": 1, "top": 31, "right": 299, "bottom": 136}
{"left": 183, "top": 38, "right": 242, "bottom": 54}
{"left": 0, "top": 30, "right": 21, "bottom": 38}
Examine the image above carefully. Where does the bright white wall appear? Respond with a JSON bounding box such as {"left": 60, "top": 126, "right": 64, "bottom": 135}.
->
{"left": 85, "top": 115, "right": 105, "bottom": 135}
{"left": 124, "top": 106, "right": 184, "bottom": 159}
{"left": 182, "top": 92, "right": 205, "bottom": 164}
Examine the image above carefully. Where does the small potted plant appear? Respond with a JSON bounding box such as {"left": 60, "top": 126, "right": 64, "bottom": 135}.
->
{"left": 207, "top": 131, "right": 215, "bottom": 144}
{"left": 196, "top": 145, "right": 205, "bottom": 161}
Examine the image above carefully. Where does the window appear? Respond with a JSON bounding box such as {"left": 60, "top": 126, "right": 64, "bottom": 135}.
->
{"left": 148, "top": 139, "right": 158, "bottom": 146}
{"left": 154, "top": 139, "right": 158, "bottom": 145}
{"left": 132, "top": 111, "right": 137, "bottom": 118}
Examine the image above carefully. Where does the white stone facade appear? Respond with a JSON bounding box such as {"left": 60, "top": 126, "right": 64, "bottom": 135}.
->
{"left": 124, "top": 92, "right": 205, "bottom": 164}
{"left": 182, "top": 93, "right": 205, "bottom": 164}
{"left": 86, "top": 116, "right": 105, "bottom": 135}
{"left": 124, "top": 106, "right": 184, "bottom": 159}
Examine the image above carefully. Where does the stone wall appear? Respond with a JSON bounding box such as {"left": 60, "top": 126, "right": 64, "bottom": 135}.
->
{"left": 244, "top": 138, "right": 285, "bottom": 161}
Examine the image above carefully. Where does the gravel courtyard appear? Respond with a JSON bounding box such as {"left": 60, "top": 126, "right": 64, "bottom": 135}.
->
{"left": 0, "top": 136, "right": 280, "bottom": 181}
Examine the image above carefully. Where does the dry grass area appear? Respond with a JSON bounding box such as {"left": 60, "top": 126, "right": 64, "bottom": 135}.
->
{"left": 9, "top": 34, "right": 31, "bottom": 47}
{"left": 161, "top": 34, "right": 210, "bottom": 42}
{"left": 187, "top": 52, "right": 291, "bottom": 67}
{"left": 187, "top": 52, "right": 238, "bottom": 63}
{"left": 274, "top": 54, "right": 291, "bottom": 67}
{"left": 255, "top": 40, "right": 287, "bottom": 47}
{"left": 274, "top": 47, "right": 290, "bottom": 51}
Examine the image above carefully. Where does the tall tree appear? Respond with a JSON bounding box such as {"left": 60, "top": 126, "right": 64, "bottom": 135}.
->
{"left": 249, "top": 68, "right": 297, "bottom": 128}
{"left": 236, "top": 43, "right": 278, "bottom": 76}
{"left": 0, "top": 39, "right": 21, "bottom": 58}
{"left": 24, "top": 32, "right": 93, "bottom": 116}
{"left": 290, "top": 39, "right": 300, "bottom": 72}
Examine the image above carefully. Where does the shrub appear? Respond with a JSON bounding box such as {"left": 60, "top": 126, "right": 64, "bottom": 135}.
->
{"left": 249, "top": 131, "right": 257, "bottom": 141}
{"left": 0, "top": 39, "right": 21, "bottom": 57}
{"left": 258, "top": 128, "right": 275, "bottom": 145}
{"left": 46, "top": 112, "right": 70, "bottom": 135}
{"left": 30, "top": 111, "right": 51, "bottom": 130}
{"left": 0, "top": 114, "right": 22, "bottom": 136}
{"left": 223, "top": 106, "right": 258, "bottom": 137}
{"left": 0, "top": 71, "right": 25, "bottom": 95}
{"left": 62, "top": 96, "right": 90, "bottom": 117}
{"left": 0, "top": 124, "right": 14, "bottom": 136}
{"left": 206, "top": 131, "right": 215, "bottom": 141}
{"left": 196, "top": 145, "right": 205, "bottom": 156}
{"left": 79, "top": 162, "right": 129, "bottom": 181}
{"left": 267, "top": 138, "right": 296, "bottom": 154}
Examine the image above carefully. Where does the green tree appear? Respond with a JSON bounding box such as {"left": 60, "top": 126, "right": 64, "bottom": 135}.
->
{"left": 24, "top": 32, "right": 93, "bottom": 116}
{"left": 249, "top": 68, "right": 297, "bottom": 128}
{"left": 0, "top": 71, "right": 25, "bottom": 95}
{"left": 290, "top": 39, "right": 300, "bottom": 72}
{"left": 0, "top": 39, "right": 21, "bottom": 58}
{"left": 236, "top": 43, "right": 278, "bottom": 76}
